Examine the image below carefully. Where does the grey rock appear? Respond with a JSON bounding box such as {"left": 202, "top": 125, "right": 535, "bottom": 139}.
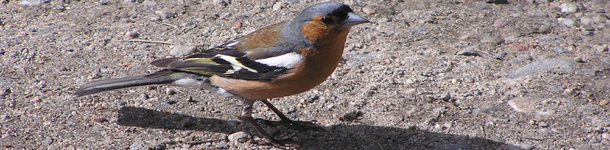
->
{"left": 215, "top": 141, "right": 229, "bottom": 149}
{"left": 471, "top": 106, "right": 503, "bottom": 114}
{"left": 19, "top": 0, "right": 49, "bottom": 6}
{"left": 170, "top": 45, "right": 196, "bottom": 57}
{"left": 493, "top": 52, "right": 507, "bottom": 60}
{"left": 575, "top": 69, "right": 598, "bottom": 77}
{"left": 155, "top": 11, "right": 177, "bottom": 19}
{"left": 284, "top": 0, "right": 300, "bottom": 5}
{"left": 95, "top": 0, "right": 109, "bottom": 6}
{"left": 560, "top": 3, "right": 579, "bottom": 13}
{"left": 558, "top": 18, "right": 576, "bottom": 27}
{"left": 553, "top": 47, "right": 567, "bottom": 54}
{"left": 508, "top": 59, "right": 577, "bottom": 78}
{"left": 480, "top": 36, "right": 505, "bottom": 45}
{"left": 228, "top": 131, "right": 251, "bottom": 143}
{"left": 456, "top": 47, "right": 481, "bottom": 56}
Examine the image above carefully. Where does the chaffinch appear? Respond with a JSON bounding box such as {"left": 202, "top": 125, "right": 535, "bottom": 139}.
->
{"left": 75, "top": 2, "right": 368, "bottom": 145}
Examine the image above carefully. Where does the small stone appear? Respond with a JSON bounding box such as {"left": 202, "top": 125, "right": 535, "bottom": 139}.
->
{"left": 93, "top": 117, "right": 108, "bottom": 123}
{"left": 155, "top": 11, "right": 177, "bottom": 19}
{"left": 151, "top": 143, "right": 166, "bottom": 150}
{"left": 509, "top": 43, "right": 531, "bottom": 51}
{"left": 560, "top": 3, "right": 578, "bottom": 13}
{"left": 232, "top": 21, "right": 242, "bottom": 28}
{"left": 272, "top": 2, "right": 282, "bottom": 11}
{"left": 165, "top": 88, "right": 176, "bottom": 95}
{"left": 602, "top": 133, "right": 610, "bottom": 139}
{"left": 508, "top": 98, "right": 535, "bottom": 113}
{"left": 140, "top": 93, "right": 149, "bottom": 100}
{"left": 557, "top": 18, "right": 576, "bottom": 27}
{"left": 537, "top": 25, "right": 551, "bottom": 33}
{"left": 215, "top": 141, "right": 229, "bottom": 149}
{"left": 553, "top": 47, "right": 567, "bottom": 54}
{"left": 508, "top": 59, "right": 576, "bottom": 78}
{"left": 122, "top": 62, "right": 132, "bottom": 67}
{"left": 492, "top": 19, "right": 508, "bottom": 28}
{"left": 456, "top": 47, "right": 481, "bottom": 56}
{"left": 594, "top": 45, "right": 608, "bottom": 52}
{"left": 213, "top": 0, "right": 228, "bottom": 6}
{"left": 480, "top": 36, "right": 504, "bottom": 45}
{"left": 31, "top": 97, "right": 41, "bottom": 102}
{"left": 362, "top": 5, "right": 376, "bottom": 15}
{"left": 228, "top": 131, "right": 251, "bottom": 143}
{"left": 493, "top": 52, "right": 507, "bottom": 60}
{"left": 19, "top": 0, "right": 50, "bottom": 6}
{"left": 439, "top": 93, "right": 451, "bottom": 101}
{"left": 283, "top": 0, "right": 299, "bottom": 5}
{"left": 485, "top": 0, "right": 508, "bottom": 4}
{"left": 471, "top": 106, "right": 503, "bottom": 114}
{"left": 170, "top": 45, "right": 196, "bottom": 57}
{"left": 95, "top": 0, "right": 109, "bottom": 6}
{"left": 599, "top": 100, "right": 609, "bottom": 106}
{"left": 126, "top": 31, "right": 139, "bottom": 38}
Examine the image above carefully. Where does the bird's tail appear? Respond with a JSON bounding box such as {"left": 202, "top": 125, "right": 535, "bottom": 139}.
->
{"left": 74, "top": 70, "right": 207, "bottom": 96}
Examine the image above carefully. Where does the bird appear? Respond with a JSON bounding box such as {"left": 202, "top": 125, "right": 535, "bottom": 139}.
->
{"left": 74, "top": 2, "right": 369, "bottom": 145}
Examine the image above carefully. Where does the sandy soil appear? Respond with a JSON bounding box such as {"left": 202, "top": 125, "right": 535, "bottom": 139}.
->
{"left": 1, "top": 0, "right": 609, "bottom": 149}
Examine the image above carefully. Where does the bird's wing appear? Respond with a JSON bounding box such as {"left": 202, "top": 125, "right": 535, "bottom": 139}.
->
{"left": 149, "top": 22, "right": 303, "bottom": 81}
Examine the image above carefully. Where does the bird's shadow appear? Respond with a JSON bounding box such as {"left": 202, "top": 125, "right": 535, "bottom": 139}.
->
{"left": 117, "top": 106, "right": 522, "bottom": 150}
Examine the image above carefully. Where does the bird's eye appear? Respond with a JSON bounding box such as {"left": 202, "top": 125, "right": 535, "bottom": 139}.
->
{"left": 320, "top": 17, "right": 333, "bottom": 24}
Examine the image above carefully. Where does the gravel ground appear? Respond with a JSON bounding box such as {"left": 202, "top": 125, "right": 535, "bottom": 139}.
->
{"left": 1, "top": 0, "right": 610, "bottom": 149}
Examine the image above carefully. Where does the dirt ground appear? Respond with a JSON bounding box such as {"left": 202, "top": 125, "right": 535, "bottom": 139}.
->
{"left": 1, "top": 0, "right": 610, "bottom": 149}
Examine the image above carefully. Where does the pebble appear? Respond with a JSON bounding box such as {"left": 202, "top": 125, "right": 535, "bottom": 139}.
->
{"left": 456, "top": 46, "right": 480, "bottom": 56}
{"left": 602, "top": 133, "right": 610, "bottom": 139}
{"left": 130, "top": 142, "right": 145, "bottom": 150}
{"left": 215, "top": 141, "right": 229, "bottom": 149}
{"left": 493, "top": 52, "right": 507, "bottom": 60}
{"left": 485, "top": 0, "right": 508, "bottom": 4}
{"left": 272, "top": 2, "right": 282, "bottom": 11}
{"left": 283, "top": 0, "right": 300, "bottom": 5}
{"left": 95, "top": 0, "right": 109, "bottom": 6}
{"left": 31, "top": 97, "right": 41, "bottom": 102}
{"left": 508, "top": 43, "right": 530, "bottom": 51}
{"left": 92, "top": 117, "right": 108, "bottom": 123}
{"left": 170, "top": 45, "right": 196, "bottom": 57}
{"left": 19, "top": 0, "right": 49, "bottom": 6}
{"left": 492, "top": 18, "right": 508, "bottom": 28}
{"left": 228, "top": 131, "right": 251, "bottom": 143}
{"left": 480, "top": 36, "right": 504, "bottom": 45}
{"left": 165, "top": 88, "right": 176, "bottom": 95}
{"left": 559, "top": 3, "right": 578, "bottom": 13}
{"left": 507, "top": 98, "right": 535, "bottom": 113}
{"left": 410, "top": 27, "right": 427, "bottom": 34}
{"left": 594, "top": 45, "right": 608, "bottom": 52}
{"left": 155, "top": 11, "right": 177, "bottom": 19}
{"left": 151, "top": 143, "right": 166, "bottom": 150}
{"left": 507, "top": 59, "right": 577, "bottom": 79}
{"left": 126, "top": 31, "right": 139, "bottom": 38}
{"left": 581, "top": 24, "right": 595, "bottom": 35}
{"left": 537, "top": 25, "right": 551, "bottom": 33}
{"left": 471, "top": 106, "right": 502, "bottom": 114}
{"left": 139, "top": 93, "right": 149, "bottom": 100}
{"left": 557, "top": 18, "right": 576, "bottom": 27}
{"left": 599, "top": 100, "right": 609, "bottom": 106}
{"left": 553, "top": 47, "right": 567, "bottom": 54}
{"left": 362, "top": 5, "right": 376, "bottom": 15}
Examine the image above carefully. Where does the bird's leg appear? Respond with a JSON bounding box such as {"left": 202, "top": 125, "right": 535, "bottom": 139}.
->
{"left": 260, "top": 99, "right": 291, "bottom": 123}
{"left": 241, "top": 99, "right": 281, "bottom": 146}
{"left": 260, "top": 99, "right": 322, "bottom": 130}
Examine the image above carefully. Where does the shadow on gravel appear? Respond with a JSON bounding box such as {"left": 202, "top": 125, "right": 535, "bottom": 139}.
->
{"left": 118, "top": 106, "right": 522, "bottom": 150}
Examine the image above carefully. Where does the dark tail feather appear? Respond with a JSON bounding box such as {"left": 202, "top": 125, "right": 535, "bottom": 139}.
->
{"left": 74, "top": 71, "right": 195, "bottom": 96}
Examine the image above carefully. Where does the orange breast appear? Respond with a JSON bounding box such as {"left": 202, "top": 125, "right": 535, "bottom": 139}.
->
{"left": 210, "top": 28, "right": 351, "bottom": 100}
